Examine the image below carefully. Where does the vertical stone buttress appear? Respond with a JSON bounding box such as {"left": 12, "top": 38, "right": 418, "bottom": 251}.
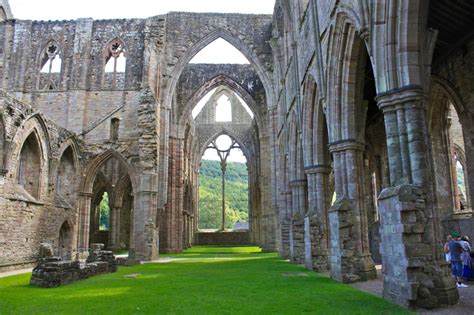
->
{"left": 76, "top": 192, "right": 93, "bottom": 259}
{"left": 376, "top": 87, "right": 458, "bottom": 308}
{"left": 162, "top": 136, "right": 183, "bottom": 253}
{"left": 129, "top": 87, "right": 160, "bottom": 262}
{"left": 329, "top": 140, "right": 376, "bottom": 282}
{"left": 259, "top": 133, "right": 277, "bottom": 252}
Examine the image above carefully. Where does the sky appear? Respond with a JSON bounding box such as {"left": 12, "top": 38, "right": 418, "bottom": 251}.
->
{"left": 8, "top": 0, "right": 275, "bottom": 20}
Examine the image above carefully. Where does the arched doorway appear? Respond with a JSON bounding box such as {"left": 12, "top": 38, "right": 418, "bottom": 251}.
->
{"left": 58, "top": 221, "right": 73, "bottom": 260}
{"left": 78, "top": 150, "right": 135, "bottom": 255}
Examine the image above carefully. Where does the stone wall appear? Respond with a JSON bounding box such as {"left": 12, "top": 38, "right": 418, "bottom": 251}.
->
{"left": 194, "top": 231, "right": 250, "bottom": 246}
{"left": 0, "top": 90, "right": 81, "bottom": 271}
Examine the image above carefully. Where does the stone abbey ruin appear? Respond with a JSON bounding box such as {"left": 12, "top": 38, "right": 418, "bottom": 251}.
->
{"left": 1, "top": 0, "right": 474, "bottom": 309}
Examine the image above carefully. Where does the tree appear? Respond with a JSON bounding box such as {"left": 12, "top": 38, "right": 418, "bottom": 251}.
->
{"left": 99, "top": 192, "right": 110, "bottom": 231}
{"left": 198, "top": 160, "right": 249, "bottom": 229}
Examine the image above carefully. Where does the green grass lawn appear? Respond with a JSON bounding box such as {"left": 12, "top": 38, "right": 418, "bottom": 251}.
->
{"left": 0, "top": 246, "right": 411, "bottom": 314}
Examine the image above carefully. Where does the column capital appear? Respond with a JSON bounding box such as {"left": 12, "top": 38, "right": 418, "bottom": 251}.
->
{"left": 329, "top": 139, "right": 364, "bottom": 153}
{"left": 78, "top": 191, "right": 93, "bottom": 197}
{"left": 375, "top": 85, "right": 426, "bottom": 113}
{"left": 305, "top": 164, "right": 331, "bottom": 174}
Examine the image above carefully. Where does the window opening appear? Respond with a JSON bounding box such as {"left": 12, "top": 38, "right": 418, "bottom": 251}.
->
{"left": 104, "top": 39, "right": 126, "bottom": 87}
{"left": 40, "top": 43, "right": 62, "bottom": 74}
{"left": 110, "top": 118, "right": 120, "bottom": 141}
{"left": 215, "top": 95, "right": 232, "bottom": 122}
{"left": 99, "top": 192, "right": 110, "bottom": 231}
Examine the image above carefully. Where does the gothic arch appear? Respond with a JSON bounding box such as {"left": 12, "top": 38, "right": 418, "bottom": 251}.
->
{"left": 111, "top": 173, "right": 133, "bottom": 208}
{"left": 38, "top": 40, "right": 62, "bottom": 70}
{"left": 58, "top": 220, "right": 74, "bottom": 260}
{"left": 77, "top": 149, "right": 137, "bottom": 252}
{"left": 55, "top": 143, "right": 80, "bottom": 208}
{"left": 79, "top": 149, "right": 137, "bottom": 194}
{"left": 180, "top": 76, "right": 260, "bottom": 135}
{"left": 9, "top": 114, "right": 50, "bottom": 200}
{"left": 9, "top": 113, "right": 51, "bottom": 161}
{"left": 51, "top": 138, "right": 80, "bottom": 182}
{"left": 428, "top": 77, "right": 472, "bottom": 213}
{"left": 302, "top": 74, "right": 317, "bottom": 166}
{"left": 197, "top": 130, "right": 251, "bottom": 164}
{"left": 103, "top": 38, "right": 127, "bottom": 67}
{"left": 372, "top": 0, "right": 431, "bottom": 92}
{"left": 164, "top": 28, "right": 274, "bottom": 111}
{"left": 430, "top": 75, "right": 468, "bottom": 120}
{"left": 326, "top": 13, "right": 373, "bottom": 143}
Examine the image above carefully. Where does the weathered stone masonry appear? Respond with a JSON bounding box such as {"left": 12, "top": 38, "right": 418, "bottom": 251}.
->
{"left": 1, "top": 0, "right": 474, "bottom": 310}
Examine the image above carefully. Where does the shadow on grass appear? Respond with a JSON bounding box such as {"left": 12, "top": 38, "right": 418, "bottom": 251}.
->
{"left": 0, "top": 246, "right": 412, "bottom": 315}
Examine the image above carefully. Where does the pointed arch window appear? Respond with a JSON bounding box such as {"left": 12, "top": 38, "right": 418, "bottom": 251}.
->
{"left": 0, "top": 7, "right": 6, "bottom": 22}
{"left": 104, "top": 39, "right": 126, "bottom": 88}
{"left": 55, "top": 146, "right": 76, "bottom": 208}
{"left": 17, "top": 132, "right": 42, "bottom": 199}
{"left": 39, "top": 41, "right": 62, "bottom": 90}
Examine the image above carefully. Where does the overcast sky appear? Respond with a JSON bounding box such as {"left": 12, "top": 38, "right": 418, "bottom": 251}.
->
{"left": 8, "top": 0, "right": 275, "bottom": 20}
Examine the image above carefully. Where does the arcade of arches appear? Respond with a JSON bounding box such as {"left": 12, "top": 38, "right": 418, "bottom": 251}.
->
{"left": 1, "top": 0, "right": 474, "bottom": 309}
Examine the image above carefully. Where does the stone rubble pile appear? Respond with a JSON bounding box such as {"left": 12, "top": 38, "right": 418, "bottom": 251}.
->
{"left": 30, "top": 243, "right": 117, "bottom": 288}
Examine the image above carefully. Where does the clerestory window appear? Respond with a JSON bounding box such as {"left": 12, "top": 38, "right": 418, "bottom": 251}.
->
{"left": 104, "top": 39, "right": 126, "bottom": 88}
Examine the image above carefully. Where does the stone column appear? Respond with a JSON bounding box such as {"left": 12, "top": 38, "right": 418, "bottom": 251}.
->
{"left": 289, "top": 179, "right": 306, "bottom": 263}
{"left": 379, "top": 186, "right": 458, "bottom": 308}
{"left": 278, "top": 189, "right": 291, "bottom": 259}
{"left": 76, "top": 192, "right": 93, "bottom": 260}
{"left": 304, "top": 165, "right": 331, "bottom": 271}
{"left": 376, "top": 87, "right": 458, "bottom": 308}
{"left": 129, "top": 173, "right": 159, "bottom": 262}
{"left": 328, "top": 140, "right": 376, "bottom": 282}
{"left": 109, "top": 206, "right": 121, "bottom": 250}
{"left": 377, "top": 87, "right": 428, "bottom": 187}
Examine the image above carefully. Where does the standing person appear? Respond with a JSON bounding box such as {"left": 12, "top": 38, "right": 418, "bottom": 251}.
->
{"left": 460, "top": 235, "right": 473, "bottom": 281}
{"left": 444, "top": 235, "right": 452, "bottom": 265}
{"left": 446, "top": 232, "right": 468, "bottom": 288}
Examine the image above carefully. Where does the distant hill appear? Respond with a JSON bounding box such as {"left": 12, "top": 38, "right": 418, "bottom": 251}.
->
{"left": 199, "top": 159, "right": 248, "bottom": 229}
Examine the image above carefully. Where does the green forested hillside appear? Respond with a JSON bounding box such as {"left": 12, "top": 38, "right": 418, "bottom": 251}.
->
{"left": 199, "top": 159, "right": 248, "bottom": 229}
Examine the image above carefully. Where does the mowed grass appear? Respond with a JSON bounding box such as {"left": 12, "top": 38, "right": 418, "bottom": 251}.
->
{"left": 0, "top": 246, "right": 411, "bottom": 314}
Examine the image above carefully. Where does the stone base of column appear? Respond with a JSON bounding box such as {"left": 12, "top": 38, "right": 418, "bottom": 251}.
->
{"left": 75, "top": 249, "right": 90, "bottom": 262}
{"left": 329, "top": 198, "right": 376, "bottom": 283}
{"left": 291, "top": 215, "right": 305, "bottom": 264}
{"left": 379, "top": 185, "right": 458, "bottom": 309}
{"left": 280, "top": 217, "right": 291, "bottom": 259}
{"left": 129, "top": 219, "right": 159, "bottom": 263}
{"left": 304, "top": 214, "right": 329, "bottom": 271}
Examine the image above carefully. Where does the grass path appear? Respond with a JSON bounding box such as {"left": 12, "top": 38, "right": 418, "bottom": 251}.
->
{"left": 0, "top": 246, "right": 411, "bottom": 314}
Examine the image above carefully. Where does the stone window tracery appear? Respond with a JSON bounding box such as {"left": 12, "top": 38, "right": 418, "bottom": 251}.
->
{"left": 39, "top": 41, "right": 62, "bottom": 90}
{"left": 104, "top": 39, "right": 126, "bottom": 88}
